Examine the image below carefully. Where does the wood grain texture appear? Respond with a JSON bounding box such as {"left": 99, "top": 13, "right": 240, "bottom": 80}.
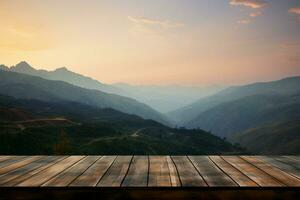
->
{"left": 17, "top": 156, "right": 84, "bottom": 186}
{"left": 189, "top": 156, "right": 237, "bottom": 187}
{"left": 0, "top": 156, "right": 43, "bottom": 175}
{"left": 1, "top": 156, "right": 65, "bottom": 187}
{"left": 171, "top": 156, "right": 207, "bottom": 187}
{"left": 43, "top": 156, "right": 100, "bottom": 187}
{"left": 97, "top": 156, "right": 132, "bottom": 187}
{"left": 257, "top": 156, "right": 300, "bottom": 179}
{"left": 148, "top": 156, "right": 171, "bottom": 187}
{"left": 242, "top": 156, "right": 300, "bottom": 187}
{"left": 221, "top": 156, "right": 283, "bottom": 187}
{"left": 209, "top": 156, "right": 258, "bottom": 187}
{"left": 0, "top": 155, "right": 299, "bottom": 188}
{"left": 166, "top": 156, "right": 181, "bottom": 187}
{"left": 70, "top": 156, "right": 116, "bottom": 187}
{"left": 0, "top": 156, "right": 61, "bottom": 186}
{"left": 0, "top": 156, "right": 12, "bottom": 163}
{"left": 0, "top": 156, "right": 27, "bottom": 169}
{"left": 122, "top": 156, "right": 148, "bottom": 187}
{"left": 285, "top": 156, "right": 300, "bottom": 162}
{"left": 274, "top": 156, "right": 300, "bottom": 170}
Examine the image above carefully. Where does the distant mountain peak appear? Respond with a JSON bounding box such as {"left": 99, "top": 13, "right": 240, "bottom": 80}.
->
{"left": 13, "top": 61, "right": 35, "bottom": 72}
{"left": 16, "top": 61, "right": 32, "bottom": 67}
{"left": 0, "top": 64, "right": 9, "bottom": 71}
{"left": 54, "top": 67, "right": 69, "bottom": 72}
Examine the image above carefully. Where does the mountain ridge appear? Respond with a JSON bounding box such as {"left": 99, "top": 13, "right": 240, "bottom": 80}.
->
{"left": 168, "top": 76, "right": 300, "bottom": 125}
{"left": 2, "top": 62, "right": 224, "bottom": 113}
{"left": 0, "top": 70, "right": 170, "bottom": 125}
{"left": 8, "top": 61, "right": 124, "bottom": 95}
{"left": 0, "top": 94, "right": 241, "bottom": 155}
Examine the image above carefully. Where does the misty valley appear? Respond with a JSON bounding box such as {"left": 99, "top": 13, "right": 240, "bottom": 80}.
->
{"left": 1, "top": 1, "right": 300, "bottom": 199}
{"left": 0, "top": 62, "right": 299, "bottom": 155}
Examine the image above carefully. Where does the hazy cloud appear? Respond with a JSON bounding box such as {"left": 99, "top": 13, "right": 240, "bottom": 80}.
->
{"left": 230, "top": 0, "right": 266, "bottom": 25}
{"left": 238, "top": 19, "right": 251, "bottom": 24}
{"left": 230, "top": 0, "right": 267, "bottom": 9}
{"left": 289, "top": 7, "right": 300, "bottom": 20}
{"left": 250, "top": 11, "right": 262, "bottom": 17}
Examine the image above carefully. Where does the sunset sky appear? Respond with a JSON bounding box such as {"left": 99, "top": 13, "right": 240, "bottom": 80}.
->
{"left": 0, "top": 0, "right": 300, "bottom": 86}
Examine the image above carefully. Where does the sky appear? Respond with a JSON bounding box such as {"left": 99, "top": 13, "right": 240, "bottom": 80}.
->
{"left": 0, "top": 0, "right": 300, "bottom": 86}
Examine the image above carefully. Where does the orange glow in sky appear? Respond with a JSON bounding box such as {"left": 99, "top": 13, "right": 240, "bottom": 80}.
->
{"left": 0, "top": 0, "right": 299, "bottom": 86}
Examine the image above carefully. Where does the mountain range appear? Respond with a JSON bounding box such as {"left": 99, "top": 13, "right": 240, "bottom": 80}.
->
{"left": 3, "top": 61, "right": 222, "bottom": 113}
{"left": 167, "top": 76, "right": 300, "bottom": 154}
{"left": 168, "top": 76, "right": 300, "bottom": 126}
{"left": 0, "top": 70, "right": 169, "bottom": 125}
{"left": 0, "top": 94, "right": 241, "bottom": 154}
{"left": 113, "top": 83, "right": 224, "bottom": 113}
{"left": 1, "top": 61, "right": 300, "bottom": 154}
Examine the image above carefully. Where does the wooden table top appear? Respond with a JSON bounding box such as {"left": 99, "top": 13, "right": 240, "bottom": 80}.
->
{"left": 0, "top": 155, "right": 299, "bottom": 187}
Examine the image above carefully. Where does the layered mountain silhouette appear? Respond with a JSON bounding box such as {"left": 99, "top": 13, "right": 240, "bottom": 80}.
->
{"left": 0, "top": 69, "right": 170, "bottom": 125}
{"left": 169, "top": 76, "right": 300, "bottom": 126}
{"left": 0, "top": 94, "right": 241, "bottom": 154}
{"left": 167, "top": 77, "right": 300, "bottom": 154}
{"left": 10, "top": 61, "right": 123, "bottom": 95}
{"left": 1, "top": 61, "right": 299, "bottom": 154}
{"left": 185, "top": 93, "right": 300, "bottom": 137}
{"left": 6, "top": 62, "right": 222, "bottom": 113}
{"left": 113, "top": 83, "right": 223, "bottom": 113}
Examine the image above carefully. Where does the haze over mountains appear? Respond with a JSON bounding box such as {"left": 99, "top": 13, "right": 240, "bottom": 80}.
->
{"left": 4, "top": 62, "right": 222, "bottom": 113}
{"left": 114, "top": 83, "right": 224, "bottom": 113}
{"left": 1, "top": 61, "right": 300, "bottom": 154}
{"left": 0, "top": 93, "right": 239, "bottom": 155}
{"left": 0, "top": 70, "right": 169, "bottom": 125}
{"left": 168, "top": 76, "right": 300, "bottom": 154}
{"left": 1, "top": 62, "right": 241, "bottom": 154}
{"left": 168, "top": 77, "right": 300, "bottom": 125}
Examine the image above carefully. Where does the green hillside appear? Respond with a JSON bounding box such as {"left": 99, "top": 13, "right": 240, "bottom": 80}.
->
{"left": 0, "top": 95, "right": 242, "bottom": 155}
{"left": 229, "top": 120, "right": 300, "bottom": 155}
{"left": 0, "top": 70, "right": 170, "bottom": 125}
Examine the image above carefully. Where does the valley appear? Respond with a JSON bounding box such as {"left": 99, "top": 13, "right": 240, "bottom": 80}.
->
{"left": 0, "top": 63, "right": 299, "bottom": 155}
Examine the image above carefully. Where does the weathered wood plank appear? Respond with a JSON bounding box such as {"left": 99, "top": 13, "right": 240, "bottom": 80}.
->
{"left": 189, "top": 156, "right": 237, "bottom": 187}
{"left": 0, "top": 156, "right": 12, "bottom": 163}
{"left": 70, "top": 156, "right": 116, "bottom": 187}
{"left": 0, "top": 155, "right": 299, "bottom": 188}
{"left": 17, "top": 156, "right": 84, "bottom": 186}
{"left": 166, "top": 156, "right": 180, "bottom": 187}
{"left": 1, "top": 156, "right": 65, "bottom": 187}
{"left": 97, "top": 156, "right": 132, "bottom": 187}
{"left": 209, "top": 156, "right": 258, "bottom": 187}
{"left": 0, "top": 156, "right": 60, "bottom": 186}
{"left": 283, "top": 156, "right": 300, "bottom": 165}
{"left": 0, "top": 156, "right": 27, "bottom": 169}
{"left": 122, "top": 156, "right": 148, "bottom": 187}
{"left": 148, "top": 156, "right": 171, "bottom": 187}
{"left": 43, "top": 156, "right": 100, "bottom": 187}
{"left": 242, "top": 156, "right": 300, "bottom": 187}
{"left": 0, "top": 156, "right": 43, "bottom": 175}
{"left": 222, "top": 156, "right": 283, "bottom": 187}
{"left": 273, "top": 156, "right": 300, "bottom": 170}
{"left": 171, "top": 156, "right": 207, "bottom": 187}
{"left": 257, "top": 156, "right": 300, "bottom": 179}
{"left": 285, "top": 156, "right": 300, "bottom": 162}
